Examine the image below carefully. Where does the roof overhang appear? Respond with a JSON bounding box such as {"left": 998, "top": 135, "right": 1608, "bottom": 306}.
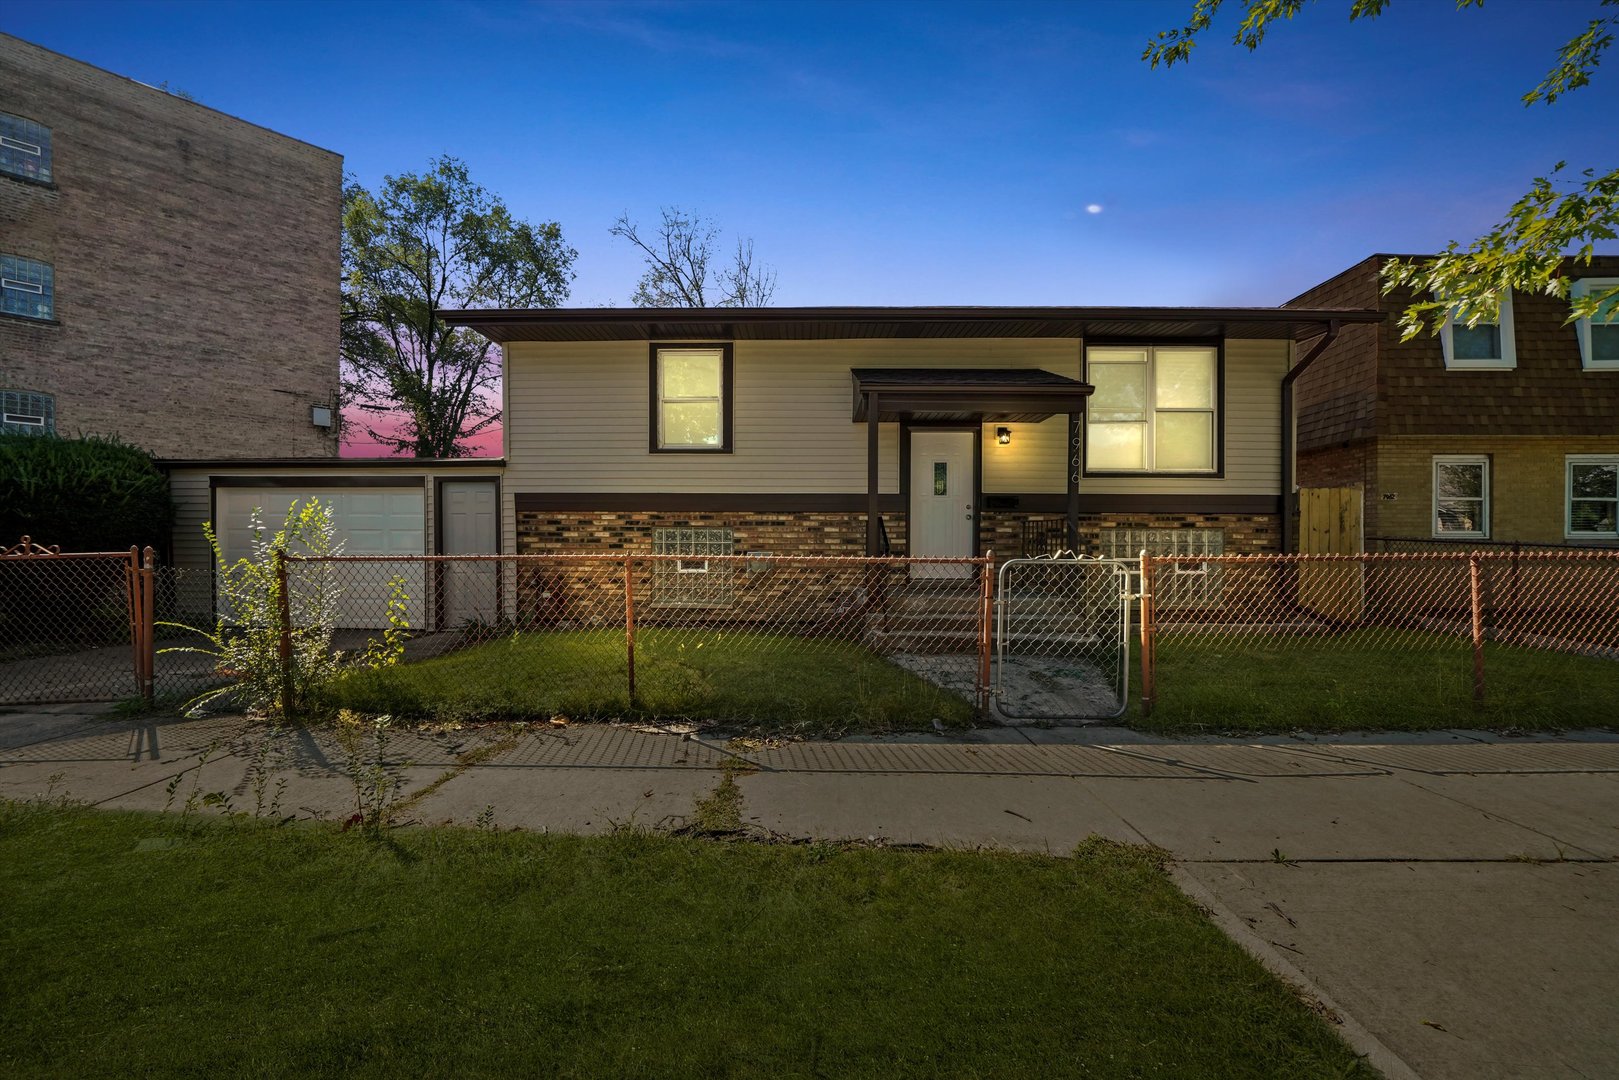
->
{"left": 851, "top": 368, "right": 1093, "bottom": 423}
{"left": 441, "top": 305, "right": 1384, "bottom": 344}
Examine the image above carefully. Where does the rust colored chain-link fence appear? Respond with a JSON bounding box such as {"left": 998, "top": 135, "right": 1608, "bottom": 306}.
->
{"left": 1139, "top": 551, "right": 1619, "bottom": 729}
{"left": 0, "top": 538, "right": 152, "bottom": 705}
{"left": 284, "top": 553, "right": 994, "bottom": 734}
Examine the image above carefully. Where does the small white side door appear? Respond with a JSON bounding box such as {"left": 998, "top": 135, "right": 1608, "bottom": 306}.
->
{"left": 909, "top": 430, "right": 976, "bottom": 579}
{"left": 440, "top": 481, "right": 499, "bottom": 625}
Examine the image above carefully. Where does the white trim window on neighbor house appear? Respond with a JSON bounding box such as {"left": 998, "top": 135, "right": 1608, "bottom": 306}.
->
{"left": 1567, "top": 455, "right": 1619, "bottom": 539}
{"left": 1440, "top": 292, "right": 1516, "bottom": 370}
{"left": 1433, "top": 455, "right": 1489, "bottom": 538}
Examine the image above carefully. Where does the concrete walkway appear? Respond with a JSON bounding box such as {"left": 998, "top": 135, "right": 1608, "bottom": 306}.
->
{"left": 3, "top": 707, "right": 1616, "bottom": 1080}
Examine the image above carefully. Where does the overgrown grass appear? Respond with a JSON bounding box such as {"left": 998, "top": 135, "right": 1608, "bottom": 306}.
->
{"left": 0, "top": 802, "right": 1371, "bottom": 1078}
{"left": 1133, "top": 631, "right": 1619, "bottom": 733}
{"left": 321, "top": 629, "right": 975, "bottom": 736}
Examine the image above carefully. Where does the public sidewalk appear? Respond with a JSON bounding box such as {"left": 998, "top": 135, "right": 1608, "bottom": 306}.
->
{"left": 3, "top": 706, "right": 1617, "bottom": 1080}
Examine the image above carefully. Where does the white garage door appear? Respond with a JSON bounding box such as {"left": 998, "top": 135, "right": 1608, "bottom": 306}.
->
{"left": 216, "top": 487, "right": 426, "bottom": 629}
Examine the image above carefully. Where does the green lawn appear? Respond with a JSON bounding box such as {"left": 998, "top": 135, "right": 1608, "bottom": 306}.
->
{"left": 0, "top": 802, "right": 1370, "bottom": 1079}
{"left": 1135, "top": 632, "right": 1619, "bottom": 733}
{"left": 322, "top": 628, "right": 976, "bottom": 737}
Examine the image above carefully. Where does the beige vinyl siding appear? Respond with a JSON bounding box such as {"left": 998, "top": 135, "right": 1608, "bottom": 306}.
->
{"left": 505, "top": 338, "right": 1083, "bottom": 499}
{"left": 503, "top": 336, "right": 1289, "bottom": 505}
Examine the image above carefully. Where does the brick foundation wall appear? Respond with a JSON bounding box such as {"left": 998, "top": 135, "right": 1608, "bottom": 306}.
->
{"left": 515, "top": 510, "right": 906, "bottom": 558}
{"left": 0, "top": 34, "right": 341, "bottom": 458}
{"left": 517, "top": 508, "right": 1280, "bottom": 562}
{"left": 980, "top": 511, "right": 1279, "bottom": 559}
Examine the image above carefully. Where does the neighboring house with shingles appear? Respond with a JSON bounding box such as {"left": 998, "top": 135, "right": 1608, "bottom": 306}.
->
{"left": 1286, "top": 255, "right": 1619, "bottom": 547}
{"left": 439, "top": 305, "right": 1381, "bottom": 568}
{"left": 0, "top": 33, "right": 342, "bottom": 457}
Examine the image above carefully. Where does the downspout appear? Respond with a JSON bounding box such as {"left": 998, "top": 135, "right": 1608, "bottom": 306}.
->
{"left": 1280, "top": 319, "right": 1340, "bottom": 553}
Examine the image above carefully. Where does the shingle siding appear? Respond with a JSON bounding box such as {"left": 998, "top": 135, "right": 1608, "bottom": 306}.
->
{"left": 0, "top": 34, "right": 341, "bottom": 458}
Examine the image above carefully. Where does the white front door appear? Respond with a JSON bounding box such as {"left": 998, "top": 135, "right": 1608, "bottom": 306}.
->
{"left": 909, "top": 430, "right": 976, "bottom": 578}
{"left": 440, "top": 481, "right": 499, "bottom": 626}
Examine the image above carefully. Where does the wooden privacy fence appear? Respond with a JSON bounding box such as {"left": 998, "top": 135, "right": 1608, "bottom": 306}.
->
{"left": 0, "top": 536, "right": 155, "bottom": 705}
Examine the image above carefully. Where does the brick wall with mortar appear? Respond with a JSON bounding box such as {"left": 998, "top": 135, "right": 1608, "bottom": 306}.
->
{"left": 1371, "top": 435, "right": 1619, "bottom": 544}
{"left": 0, "top": 34, "right": 341, "bottom": 458}
{"left": 516, "top": 509, "right": 1279, "bottom": 562}
{"left": 1297, "top": 441, "right": 1378, "bottom": 537}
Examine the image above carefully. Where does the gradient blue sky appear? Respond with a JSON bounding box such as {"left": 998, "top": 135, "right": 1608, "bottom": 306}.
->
{"left": 7, "top": 0, "right": 1616, "bottom": 312}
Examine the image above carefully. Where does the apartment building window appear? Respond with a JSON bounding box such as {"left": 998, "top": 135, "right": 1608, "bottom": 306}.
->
{"left": 1571, "top": 278, "right": 1619, "bottom": 370}
{"left": 0, "top": 113, "right": 52, "bottom": 184}
{"left": 1440, "top": 291, "right": 1516, "bottom": 369}
{"left": 650, "top": 344, "right": 732, "bottom": 452}
{"left": 1433, "top": 456, "right": 1490, "bottom": 538}
{"left": 0, "top": 255, "right": 54, "bottom": 321}
{"left": 1567, "top": 456, "right": 1618, "bottom": 539}
{"left": 0, "top": 390, "right": 55, "bottom": 435}
{"left": 1084, "top": 345, "right": 1219, "bottom": 474}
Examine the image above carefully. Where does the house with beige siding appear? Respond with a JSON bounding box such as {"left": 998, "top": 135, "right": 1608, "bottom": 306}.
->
{"left": 442, "top": 306, "right": 1382, "bottom": 567}
{"left": 1288, "top": 256, "right": 1619, "bottom": 548}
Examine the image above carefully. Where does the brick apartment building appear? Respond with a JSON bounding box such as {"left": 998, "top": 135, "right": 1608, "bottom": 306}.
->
{"left": 1287, "top": 255, "right": 1619, "bottom": 547}
{"left": 0, "top": 33, "right": 342, "bottom": 457}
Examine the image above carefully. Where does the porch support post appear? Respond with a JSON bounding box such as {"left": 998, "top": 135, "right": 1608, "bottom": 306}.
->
{"left": 865, "top": 392, "right": 881, "bottom": 556}
{"left": 1066, "top": 412, "right": 1081, "bottom": 552}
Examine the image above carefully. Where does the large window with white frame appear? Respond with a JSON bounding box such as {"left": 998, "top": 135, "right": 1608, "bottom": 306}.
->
{"left": 1084, "top": 345, "right": 1219, "bottom": 474}
{"left": 1440, "top": 291, "right": 1516, "bottom": 370}
{"left": 650, "top": 344, "right": 731, "bottom": 452}
{"left": 1432, "top": 455, "right": 1490, "bottom": 538}
{"left": 1571, "top": 278, "right": 1619, "bottom": 370}
{"left": 1566, "top": 456, "right": 1618, "bottom": 539}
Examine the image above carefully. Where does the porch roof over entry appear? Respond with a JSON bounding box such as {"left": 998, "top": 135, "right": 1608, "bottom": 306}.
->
{"left": 851, "top": 368, "right": 1093, "bottom": 423}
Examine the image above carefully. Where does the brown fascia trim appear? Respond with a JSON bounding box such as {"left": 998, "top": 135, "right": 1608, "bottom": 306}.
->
{"left": 514, "top": 492, "right": 1281, "bottom": 516}
{"left": 442, "top": 305, "right": 1383, "bottom": 339}
{"left": 161, "top": 457, "right": 506, "bottom": 470}
{"left": 208, "top": 475, "right": 427, "bottom": 489}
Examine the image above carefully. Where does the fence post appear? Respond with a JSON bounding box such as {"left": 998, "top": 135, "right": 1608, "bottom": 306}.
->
{"left": 140, "top": 546, "right": 156, "bottom": 703}
{"left": 1469, "top": 552, "right": 1485, "bottom": 705}
{"left": 275, "top": 548, "right": 294, "bottom": 717}
{"left": 624, "top": 555, "right": 637, "bottom": 706}
{"left": 977, "top": 553, "right": 993, "bottom": 712}
{"left": 1139, "top": 551, "right": 1155, "bottom": 717}
{"left": 126, "top": 546, "right": 144, "bottom": 699}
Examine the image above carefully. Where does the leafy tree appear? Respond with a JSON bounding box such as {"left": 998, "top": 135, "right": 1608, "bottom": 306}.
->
{"left": 610, "top": 207, "right": 777, "bottom": 307}
{"left": 342, "top": 158, "right": 577, "bottom": 457}
{"left": 1145, "top": 0, "right": 1619, "bottom": 338}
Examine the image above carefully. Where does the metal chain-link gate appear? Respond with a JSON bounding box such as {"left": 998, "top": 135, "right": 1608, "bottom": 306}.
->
{"left": 991, "top": 556, "right": 1134, "bottom": 722}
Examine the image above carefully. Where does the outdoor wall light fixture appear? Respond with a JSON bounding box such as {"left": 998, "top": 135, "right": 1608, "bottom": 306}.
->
{"left": 996, "top": 426, "right": 1012, "bottom": 445}
{"left": 311, "top": 405, "right": 334, "bottom": 429}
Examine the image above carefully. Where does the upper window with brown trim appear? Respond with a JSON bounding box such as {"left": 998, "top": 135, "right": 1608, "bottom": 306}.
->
{"left": 1084, "top": 344, "right": 1220, "bottom": 475}
{"left": 650, "top": 344, "right": 733, "bottom": 453}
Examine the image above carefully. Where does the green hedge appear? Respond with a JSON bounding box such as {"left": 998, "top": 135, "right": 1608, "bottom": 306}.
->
{"left": 0, "top": 433, "right": 174, "bottom": 553}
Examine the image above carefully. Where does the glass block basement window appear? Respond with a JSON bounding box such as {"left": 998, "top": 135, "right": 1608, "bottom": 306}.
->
{"left": 652, "top": 527, "right": 735, "bottom": 606}
{"left": 1099, "top": 527, "right": 1225, "bottom": 606}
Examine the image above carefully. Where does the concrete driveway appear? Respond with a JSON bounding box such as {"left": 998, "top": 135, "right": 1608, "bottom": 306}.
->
{"left": 2, "top": 709, "right": 1615, "bottom": 1079}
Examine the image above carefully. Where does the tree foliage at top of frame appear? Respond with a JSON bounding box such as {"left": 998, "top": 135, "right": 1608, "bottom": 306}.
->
{"left": 1144, "top": 0, "right": 1619, "bottom": 337}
